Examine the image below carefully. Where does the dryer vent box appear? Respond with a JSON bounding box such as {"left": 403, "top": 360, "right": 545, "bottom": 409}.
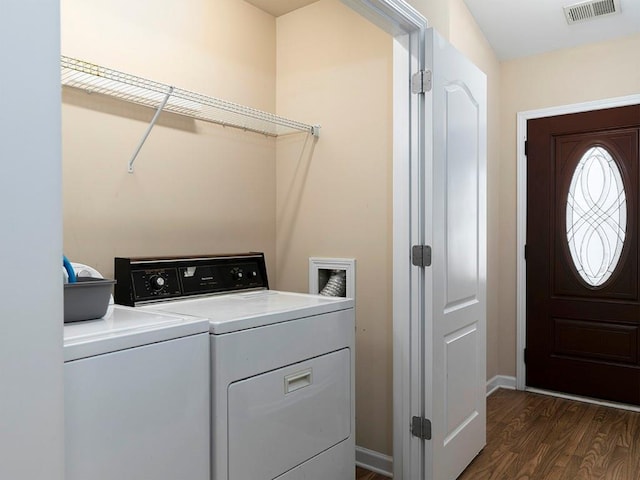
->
{"left": 309, "top": 257, "right": 356, "bottom": 299}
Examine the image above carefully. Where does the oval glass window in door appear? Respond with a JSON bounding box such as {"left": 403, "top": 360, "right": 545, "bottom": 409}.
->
{"left": 566, "top": 146, "right": 627, "bottom": 287}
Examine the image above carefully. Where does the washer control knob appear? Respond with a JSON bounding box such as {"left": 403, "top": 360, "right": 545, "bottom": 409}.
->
{"left": 149, "top": 274, "right": 166, "bottom": 291}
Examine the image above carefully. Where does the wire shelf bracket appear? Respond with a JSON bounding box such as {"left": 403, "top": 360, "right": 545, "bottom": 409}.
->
{"left": 61, "top": 56, "right": 320, "bottom": 173}
{"left": 128, "top": 86, "right": 173, "bottom": 173}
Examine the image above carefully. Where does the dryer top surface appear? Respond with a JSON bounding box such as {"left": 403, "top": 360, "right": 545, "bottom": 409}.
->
{"left": 141, "top": 290, "right": 354, "bottom": 334}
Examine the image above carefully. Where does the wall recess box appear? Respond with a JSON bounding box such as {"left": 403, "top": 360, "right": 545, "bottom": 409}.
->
{"left": 309, "top": 257, "right": 356, "bottom": 299}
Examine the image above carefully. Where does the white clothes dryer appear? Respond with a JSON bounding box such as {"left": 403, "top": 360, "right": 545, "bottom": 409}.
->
{"left": 115, "top": 253, "right": 355, "bottom": 480}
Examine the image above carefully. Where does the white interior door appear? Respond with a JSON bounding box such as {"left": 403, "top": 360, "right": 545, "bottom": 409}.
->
{"left": 421, "top": 27, "right": 487, "bottom": 480}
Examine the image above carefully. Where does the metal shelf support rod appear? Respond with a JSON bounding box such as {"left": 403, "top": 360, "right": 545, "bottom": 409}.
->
{"left": 128, "top": 86, "right": 174, "bottom": 173}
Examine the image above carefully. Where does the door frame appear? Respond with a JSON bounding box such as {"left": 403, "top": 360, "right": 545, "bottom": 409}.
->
{"left": 515, "top": 94, "right": 640, "bottom": 391}
{"left": 341, "top": 1, "right": 427, "bottom": 478}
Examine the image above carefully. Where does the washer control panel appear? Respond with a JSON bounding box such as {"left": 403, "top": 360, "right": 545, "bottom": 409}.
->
{"left": 114, "top": 253, "right": 269, "bottom": 306}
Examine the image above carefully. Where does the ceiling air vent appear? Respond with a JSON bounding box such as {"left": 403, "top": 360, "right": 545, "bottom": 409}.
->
{"left": 563, "top": 0, "right": 620, "bottom": 24}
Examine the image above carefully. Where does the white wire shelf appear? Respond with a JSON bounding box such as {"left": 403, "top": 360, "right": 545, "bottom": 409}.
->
{"left": 61, "top": 56, "right": 319, "bottom": 172}
{"left": 61, "top": 56, "right": 319, "bottom": 137}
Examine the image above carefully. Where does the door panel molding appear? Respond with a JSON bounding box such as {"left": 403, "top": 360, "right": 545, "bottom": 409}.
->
{"left": 444, "top": 84, "right": 480, "bottom": 309}
{"left": 516, "top": 94, "right": 640, "bottom": 390}
{"left": 443, "top": 322, "right": 480, "bottom": 441}
{"left": 552, "top": 317, "right": 638, "bottom": 364}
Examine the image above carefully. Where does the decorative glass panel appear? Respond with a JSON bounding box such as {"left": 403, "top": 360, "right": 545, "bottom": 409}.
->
{"left": 566, "top": 146, "right": 626, "bottom": 287}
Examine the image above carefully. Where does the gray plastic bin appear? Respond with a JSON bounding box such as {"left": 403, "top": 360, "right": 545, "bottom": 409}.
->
{"left": 64, "top": 278, "right": 116, "bottom": 323}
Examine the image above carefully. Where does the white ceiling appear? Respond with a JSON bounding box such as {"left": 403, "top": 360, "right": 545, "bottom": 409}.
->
{"left": 247, "top": 0, "right": 640, "bottom": 59}
{"left": 463, "top": 0, "right": 640, "bottom": 60}
{"left": 244, "top": 0, "right": 319, "bottom": 17}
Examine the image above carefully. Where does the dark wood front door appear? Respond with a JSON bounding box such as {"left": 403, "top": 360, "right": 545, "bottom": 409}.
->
{"left": 526, "top": 104, "right": 640, "bottom": 404}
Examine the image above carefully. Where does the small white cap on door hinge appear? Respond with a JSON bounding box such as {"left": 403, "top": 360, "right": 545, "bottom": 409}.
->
{"left": 563, "top": 0, "right": 620, "bottom": 25}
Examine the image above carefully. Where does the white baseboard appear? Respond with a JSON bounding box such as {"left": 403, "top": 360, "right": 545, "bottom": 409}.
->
{"left": 356, "top": 445, "right": 393, "bottom": 478}
{"left": 486, "top": 375, "right": 516, "bottom": 396}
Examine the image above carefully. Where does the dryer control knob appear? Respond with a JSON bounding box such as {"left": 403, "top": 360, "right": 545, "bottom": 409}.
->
{"left": 230, "top": 268, "right": 244, "bottom": 281}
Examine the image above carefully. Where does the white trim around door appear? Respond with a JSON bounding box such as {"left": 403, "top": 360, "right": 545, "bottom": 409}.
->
{"left": 515, "top": 94, "right": 640, "bottom": 391}
{"left": 341, "top": 1, "right": 427, "bottom": 478}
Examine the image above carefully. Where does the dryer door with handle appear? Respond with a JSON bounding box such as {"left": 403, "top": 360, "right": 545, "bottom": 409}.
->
{"left": 227, "top": 348, "right": 351, "bottom": 479}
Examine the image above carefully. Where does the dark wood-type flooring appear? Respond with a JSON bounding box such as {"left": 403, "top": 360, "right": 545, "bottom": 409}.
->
{"left": 459, "top": 389, "right": 640, "bottom": 479}
{"left": 358, "top": 388, "right": 640, "bottom": 479}
{"left": 356, "top": 466, "right": 389, "bottom": 479}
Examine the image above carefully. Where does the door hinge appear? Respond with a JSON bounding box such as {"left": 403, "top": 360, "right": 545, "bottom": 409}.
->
{"left": 524, "top": 347, "right": 528, "bottom": 364}
{"left": 412, "top": 245, "right": 432, "bottom": 267}
{"left": 411, "top": 70, "right": 432, "bottom": 94}
{"left": 524, "top": 244, "right": 528, "bottom": 260}
{"left": 524, "top": 140, "right": 529, "bottom": 156}
{"left": 411, "top": 416, "right": 432, "bottom": 440}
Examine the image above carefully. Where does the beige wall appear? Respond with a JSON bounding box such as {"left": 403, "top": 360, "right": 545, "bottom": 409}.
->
{"left": 62, "top": 0, "right": 275, "bottom": 109}
{"left": 499, "top": 33, "right": 640, "bottom": 376}
{"left": 407, "top": 0, "right": 449, "bottom": 37}
{"left": 61, "top": 0, "right": 278, "bottom": 278}
{"left": 275, "top": 0, "right": 394, "bottom": 454}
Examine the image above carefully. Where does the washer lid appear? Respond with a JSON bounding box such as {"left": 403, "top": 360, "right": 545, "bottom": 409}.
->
{"left": 142, "top": 290, "right": 354, "bottom": 334}
{"left": 63, "top": 305, "right": 209, "bottom": 361}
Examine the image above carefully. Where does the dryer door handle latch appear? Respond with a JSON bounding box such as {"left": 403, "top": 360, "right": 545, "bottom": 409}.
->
{"left": 284, "top": 369, "right": 313, "bottom": 394}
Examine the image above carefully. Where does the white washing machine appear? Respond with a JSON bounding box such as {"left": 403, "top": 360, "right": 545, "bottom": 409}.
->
{"left": 64, "top": 304, "right": 210, "bottom": 480}
{"left": 114, "top": 253, "right": 355, "bottom": 480}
